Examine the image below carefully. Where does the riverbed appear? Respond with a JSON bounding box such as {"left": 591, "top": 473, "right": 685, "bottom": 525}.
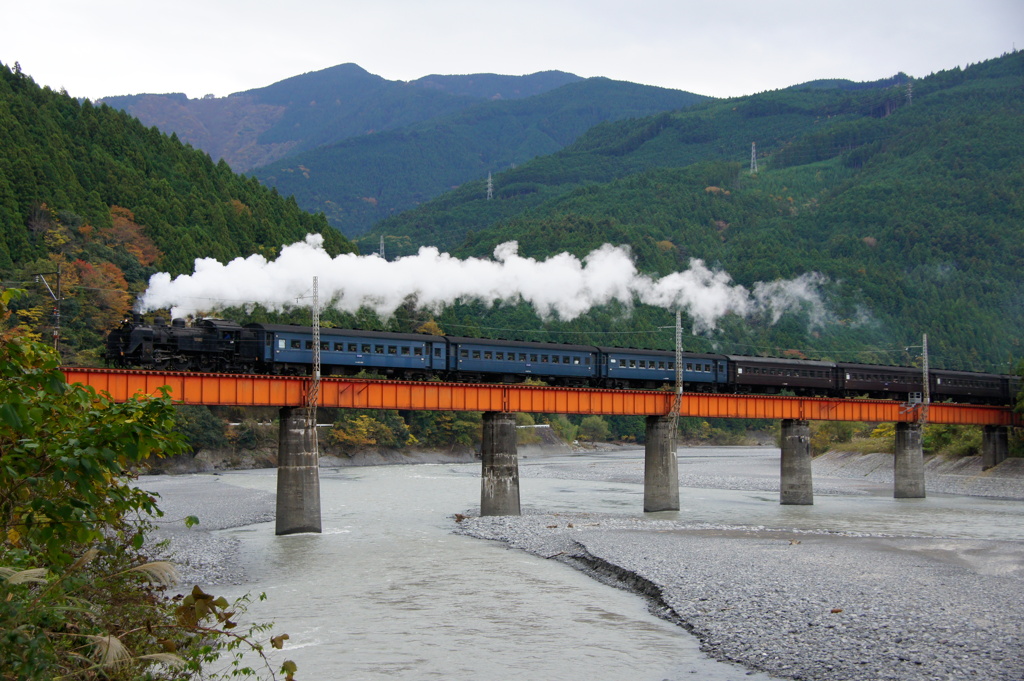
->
{"left": 143, "top": 447, "right": 1024, "bottom": 680}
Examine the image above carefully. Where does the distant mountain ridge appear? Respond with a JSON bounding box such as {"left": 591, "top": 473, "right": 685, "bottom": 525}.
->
{"left": 252, "top": 77, "right": 706, "bottom": 235}
{"left": 100, "top": 64, "right": 706, "bottom": 235}
{"left": 99, "top": 64, "right": 585, "bottom": 173}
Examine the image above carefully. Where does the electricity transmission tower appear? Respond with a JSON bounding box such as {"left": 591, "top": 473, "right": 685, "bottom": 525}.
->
{"left": 486, "top": 172, "right": 493, "bottom": 200}
{"left": 750, "top": 142, "right": 758, "bottom": 174}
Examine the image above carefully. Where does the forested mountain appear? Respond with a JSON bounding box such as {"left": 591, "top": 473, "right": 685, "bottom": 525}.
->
{"left": 0, "top": 61, "right": 355, "bottom": 362}
{"left": 253, "top": 78, "right": 707, "bottom": 235}
{"left": 367, "top": 53, "right": 1024, "bottom": 373}
{"left": 100, "top": 64, "right": 706, "bottom": 236}
{"left": 99, "top": 65, "right": 584, "bottom": 173}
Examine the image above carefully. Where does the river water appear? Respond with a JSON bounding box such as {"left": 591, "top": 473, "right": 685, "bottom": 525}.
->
{"left": 202, "top": 448, "right": 1024, "bottom": 679}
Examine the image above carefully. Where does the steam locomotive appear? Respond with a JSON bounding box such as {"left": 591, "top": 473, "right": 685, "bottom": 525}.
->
{"left": 104, "top": 315, "right": 1020, "bottom": 405}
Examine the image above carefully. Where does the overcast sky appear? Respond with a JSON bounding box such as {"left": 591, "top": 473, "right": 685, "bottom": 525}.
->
{"left": 2, "top": 1, "right": 1021, "bottom": 101}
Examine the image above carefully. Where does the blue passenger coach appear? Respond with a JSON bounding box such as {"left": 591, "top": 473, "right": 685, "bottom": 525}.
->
{"left": 246, "top": 324, "right": 445, "bottom": 378}
{"left": 446, "top": 337, "right": 597, "bottom": 385}
{"left": 598, "top": 348, "right": 726, "bottom": 390}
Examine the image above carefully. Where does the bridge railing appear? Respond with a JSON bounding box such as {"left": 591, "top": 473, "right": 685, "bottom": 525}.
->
{"left": 61, "top": 367, "right": 1020, "bottom": 426}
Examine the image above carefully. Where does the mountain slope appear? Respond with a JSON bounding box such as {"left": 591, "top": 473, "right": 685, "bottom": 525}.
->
{"left": 369, "top": 53, "right": 1024, "bottom": 372}
{"left": 253, "top": 78, "right": 707, "bottom": 235}
{"left": 99, "top": 64, "right": 583, "bottom": 173}
{"left": 0, "top": 62, "right": 354, "bottom": 361}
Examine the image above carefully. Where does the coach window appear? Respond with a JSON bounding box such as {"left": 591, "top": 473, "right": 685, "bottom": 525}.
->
{"left": 574, "top": 357, "right": 580, "bottom": 365}
{"left": 496, "top": 352, "right": 504, "bottom": 360}
{"left": 434, "top": 348, "right": 442, "bottom": 357}
{"left": 320, "top": 342, "right": 329, "bottom": 351}
{"left": 530, "top": 354, "right": 538, "bottom": 362}
{"left": 472, "top": 350, "right": 481, "bottom": 359}
{"left": 668, "top": 362, "right": 674, "bottom": 370}
{"left": 686, "top": 363, "right": 693, "bottom": 371}
{"left": 375, "top": 345, "right": 384, "bottom": 354}
{"left": 291, "top": 340, "right": 301, "bottom": 349}
{"left": 414, "top": 347, "right": 422, "bottom": 356}
{"left": 460, "top": 349, "right": 469, "bottom": 358}
{"left": 347, "top": 343, "right": 356, "bottom": 352}
{"left": 401, "top": 347, "right": 410, "bottom": 355}
{"left": 484, "top": 351, "right": 492, "bottom": 360}
{"left": 278, "top": 339, "right": 287, "bottom": 349}
{"left": 362, "top": 344, "right": 371, "bottom": 353}
{"left": 551, "top": 356, "right": 559, "bottom": 364}
{"left": 541, "top": 355, "right": 549, "bottom": 362}
{"left": 638, "top": 360, "right": 646, "bottom": 369}
{"left": 520, "top": 353, "right": 528, "bottom": 361}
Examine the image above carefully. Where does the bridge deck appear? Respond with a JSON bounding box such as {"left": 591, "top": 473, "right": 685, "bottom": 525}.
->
{"left": 62, "top": 367, "right": 1018, "bottom": 425}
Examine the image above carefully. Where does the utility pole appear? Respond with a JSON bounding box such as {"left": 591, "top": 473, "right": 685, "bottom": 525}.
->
{"left": 921, "top": 333, "right": 929, "bottom": 425}
{"left": 308, "top": 276, "right": 321, "bottom": 452}
{"left": 750, "top": 142, "right": 758, "bottom": 174}
{"left": 670, "top": 310, "right": 683, "bottom": 440}
{"left": 32, "top": 265, "right": 62, "bottom": 355}
{"left": 906, "top": 334, "right": 930, "bottom": 425}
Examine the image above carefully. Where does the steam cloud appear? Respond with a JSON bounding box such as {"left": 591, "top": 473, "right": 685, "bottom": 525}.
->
{"left": 140, "top": 234, "right": 828, "bottom": 331}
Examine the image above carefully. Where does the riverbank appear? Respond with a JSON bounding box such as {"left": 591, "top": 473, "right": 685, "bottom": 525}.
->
{"left": 455, "top": 511, "right": 1024, "bottom": 681}
{"left": 140, "top": 447, "right": 1024, "bottom": 680}
{"left": 454, "top": 449, "right": 1024, "bottom": 681}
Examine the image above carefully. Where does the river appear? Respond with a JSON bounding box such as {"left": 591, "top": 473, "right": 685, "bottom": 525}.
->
{"left": 165, "top": 447, "right": 1024, "bottom": 680}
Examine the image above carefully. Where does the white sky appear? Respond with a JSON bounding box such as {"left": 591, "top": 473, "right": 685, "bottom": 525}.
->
{"left": 2, "top": 0, "right": 1021, "bottom": 101}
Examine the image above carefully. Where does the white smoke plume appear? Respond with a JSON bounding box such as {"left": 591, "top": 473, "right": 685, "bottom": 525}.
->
{"left": 140, "top": 234, "right": 828, "bottom": 331}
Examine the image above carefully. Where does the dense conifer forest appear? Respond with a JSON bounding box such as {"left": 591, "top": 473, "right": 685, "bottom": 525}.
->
{"left": 0, "top": 61, "right": 354, "bottom": 363}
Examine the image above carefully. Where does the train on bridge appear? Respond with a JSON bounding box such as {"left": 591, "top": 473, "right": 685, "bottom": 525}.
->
{"left": 105, "top": 316, "right": 1020, "bottom": 406}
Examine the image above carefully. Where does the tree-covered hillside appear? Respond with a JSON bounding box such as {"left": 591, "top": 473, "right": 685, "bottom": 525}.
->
{"left": 254, "top": 78, "right": 706, "bottom": 236}
{"left": 367, "top": 53, "right": 1024, "bottom": 373}
{"left": 100, "top": 65, "right": 585, "bottom": 173}
{"left": 0, "top": 61, "right": 355, "bottom": 362}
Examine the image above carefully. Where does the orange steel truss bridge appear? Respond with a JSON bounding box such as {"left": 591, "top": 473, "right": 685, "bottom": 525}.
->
{"left": 62, "top": 367, "right": 1020, "bottom": 426}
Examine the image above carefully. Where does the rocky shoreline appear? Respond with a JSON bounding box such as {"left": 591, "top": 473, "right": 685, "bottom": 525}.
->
{"left": 453, "top": 450, "right": 1024, "bottom": 681}
{"left": 454, "top": 511, "right": 1024, "bottom": 681}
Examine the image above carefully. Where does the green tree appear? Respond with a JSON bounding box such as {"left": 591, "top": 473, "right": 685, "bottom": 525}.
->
{"left": 174, "top": 405, "right": 228, "bottom": 453}
{"left": 0, "top": 289, "right": 293, "bottom": 679}
{"left": 579, "top": 415, "right": 611, "bottom": 442}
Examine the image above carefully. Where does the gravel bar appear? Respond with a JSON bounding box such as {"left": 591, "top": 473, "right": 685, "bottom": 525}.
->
{"left": 136, "top": 474, "right": 276, "bottom": 586}
{"left": 454, "top": 512, "right": 1024, "bottom": 681}
{"left": 455, "top": 449, "right": 1024, "bottom": 681}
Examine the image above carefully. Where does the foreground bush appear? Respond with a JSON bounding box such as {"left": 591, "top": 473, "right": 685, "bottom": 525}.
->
{"left": 0, "top": 289, "right": 293, "bottom": 679}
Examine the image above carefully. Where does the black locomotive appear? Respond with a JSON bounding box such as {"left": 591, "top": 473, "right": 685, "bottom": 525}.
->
{"left": 105, "top": 315, "right": 1020, "bottom": 405}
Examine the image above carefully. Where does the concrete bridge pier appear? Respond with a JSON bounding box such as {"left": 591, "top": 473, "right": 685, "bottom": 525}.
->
{"left": 894, "top": 422, "right": 926, "bottom": 498}
{"left": 275, "top": 406, "right": 322, "bottom": 535}
{"left": 982, "top": 425, "right": 1009, "bottom": 470}
{"left": 480, "top": 411, "right": 520, "bottom": 516}
{"left": 780, "top": 419, "right": 813, "bottom": 505}
{"left": 644, "top": 415, "right": 680, "bottom": 512}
